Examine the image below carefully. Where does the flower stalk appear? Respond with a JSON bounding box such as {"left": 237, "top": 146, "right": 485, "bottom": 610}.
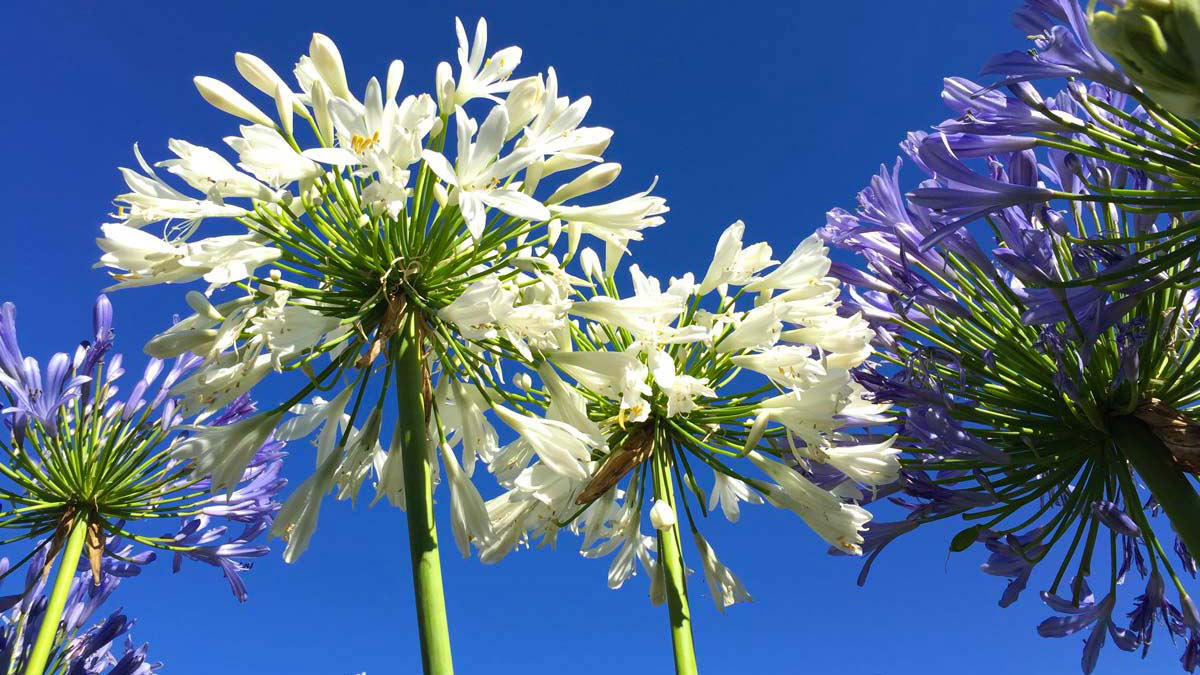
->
{"left": 652, "top": 444, "right": 698, "bottom": 675}
{"left": 21, "top": 517, "right": 86, "bottom": 675}
{"left": 396, "top": 317, "right": 453, "bottom": 675}
{"left": 1110, "top": 415, "right": 1200, "bottom": 560}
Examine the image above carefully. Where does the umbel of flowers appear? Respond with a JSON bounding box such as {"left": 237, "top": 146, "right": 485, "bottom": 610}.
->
{"left": 0, "top": 548, "right": 161, "bottom": 675}
{"left": 0, "top": 297, "right": 283, "bottom": 675}
{"left": 474, "top": 223, "right": 896, "bottom": 673}
{"left": 94, "top": 19, "right": 665, "bottom": 674}
{"left": 821, "top": 0, "right": 1200, "bottom": 672}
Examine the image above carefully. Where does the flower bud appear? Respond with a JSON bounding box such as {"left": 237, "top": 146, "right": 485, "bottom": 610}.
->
{"left": 274, "top": 83, "right": 294, "bottom": 137}
{"left": 1089, "top": 0, "right": 1200, "bottom": 117}
{"left": 649, "top": 499, "right": 676, "bottom": 530}
{"left": 185, "top": 290, "right": 224, "bottom": 322}
{"left": 513, "top": 372, "right": 533, "bottom": 392}
{"left": 436, "top": 61, "right": 456, "bottom": 115}
{"left": 309, "top": 33, "right": 352, "bottom": 100}
{"left": 193, "top": 76, "right": 274, "bottom": 127}
{"left": 386, "top": 59, "right": 405, "bottom": 102}
{"left": 579, "top": 247, "right": 603, "bottom": 281}
{"left": 546, "top": 218, "right": 562, "bottom": 247}
{"left": 310, "top": 80, "right": 334, "bottom": 147}
{"left": 547, "top": 163, "right": 622, "bottom": 205}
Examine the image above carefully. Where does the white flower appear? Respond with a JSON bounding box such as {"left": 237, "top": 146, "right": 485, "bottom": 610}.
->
{"left": 810, "top": 435, "right": 900, "bottom": 487}
{"left": 437, "top": 276, "right": 516, "bottom": 340}
{"left": 440, "top": 442, "right": 492, "bottom": 557}
{"left": 493, "top": 406, "right": 597, "bottom": 480}
{"left": 698, "top": 220, "right": 777, "bottom": 295}
{"left": 112, "top": 145, "right": 247, "bottom": 234}
{"left": 276, "top": 386, "right": 356, "bottom": 466}
{"left": 173, "top": 410, "right": 285, "bottom": 494}
{"left": 225, "top": 124, "right": 321, "bottom": 188}
{"left": 421, "top": 105, "right": 549, "bottom": 239}
{"left": 744, "top": 233, "right": 831, "bottom": 293}
{"left": 729, "top": 345, "right": 822, "bottom": 388}
{"left": 156, "top": 138, "right": 275, "bottom": 201}
{"left": 169, "top": 345, "right": 273, "bottom": 416}
{"left": 550, "top": 183, "right": 667, "bottom": 253}
{"left": 708, "top": 471, "right": 763, "bottom": 523}
{"left": 716, "top": 303, "right": 782, "bottom": 353}
{"left": 781, "top": 312, "right": 874, "bottom": 370}
{"left": 517, "top": 67, "right": 611, "bottom": 163}
{"left": 540, "top": 364, "right": 604, "bottom": 445}
{"left": 548, "top": 350, "right": 651, "bottom": 423}
{"left": 270, "top": 443, "right": 341, "bottom": 563}
{"left": 442, "top": 18, "right": 522, "bottom": 109}
{"left": 649, "top": 500, "right": 676, "bottom": 530}
{"left": 249, "top": 290, "right": 340, "bottom": 368}
{"left": 746, "top": 450, "right": 871, "bottom": 554}
{"left": 692, "top": 531, "right": 752, "bottom": 612}
{"left": 446, "top": 380, "right": 499, "bottom": 475}
{"left": 97, "top": 224, "right": 279, "bottom": 293}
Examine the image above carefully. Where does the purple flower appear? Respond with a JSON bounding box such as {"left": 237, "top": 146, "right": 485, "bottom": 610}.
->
{"left": 981, "top": 528, "right": 1046, "bottom": 607}
{"left": 1039, "top": 584, "right": 1139, "bottom": 674}
{"left": 1092, "top": 501, "right": 1142, "bottom": 538}
{"left": 908, "top": 134, "right": 1057, "bottom": 250}
{"left": 1128, "top": 572, "right": 1187, "bottom": 657}
{"left": 982, "top": 0, "right": 1132, "bottom": 92}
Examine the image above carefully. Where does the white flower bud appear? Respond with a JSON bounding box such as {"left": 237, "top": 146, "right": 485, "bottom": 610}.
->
{"left": 547, "top": 163, "right": 622, "bottom": 205}
{"left": 310, "top": 80, "right": 334, "bottom": 146}
{"left": 742, "top": 410, "right": 771, "bottom": 456}
{"left": 386, "top": 59, "right": 405, "bottom": 102}
{"left": 513, "top": 372, "right": 533, "bottom": 392}
{"left": 193, "top": 76, "right": 274, "bottom": 127}
{"left": 546, "top": 218, "right": 562, "bottom": 247}
{"left": 649, "top": 500, "right": 676, "bottom": 530}
{"left": 309, "top": 33, "right": 352, "bottom": 100}
{"left": 436, "top": 61, "right": 455, "bottom": 114}
{"left": 579, "top": 247, "right": 603, "bottom": 281}
{"left": 274, "top": 83, "right": 294, "bottom": 136}
{"left": 185, "top": 290, "right": 225, "bottom": 322}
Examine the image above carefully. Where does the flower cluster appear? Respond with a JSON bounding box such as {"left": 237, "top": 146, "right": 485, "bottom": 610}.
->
{"left": 95, "top": 20, "right": 667, "bottom": 565}
{"left": 0, "top": 551, "right": 160, "bottom": 675}
{"left": 478, "top": 223, "right": 895, "bottom": 609}
{"left": 821, "top": 1, "right": 1200, "bottom": 672}
{"left": 0, "top": 296, "right": 284, "bottom": 600}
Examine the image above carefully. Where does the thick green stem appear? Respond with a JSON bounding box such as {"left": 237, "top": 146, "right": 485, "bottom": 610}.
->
{"left": 652, "top": 448, "right": 699, "bottom": 675}
{"left": 23, "top": 519, "right": 87, "bottom": 675}
{"left": 1111, "top": 415, "right": 1200, "bottom": 561}
{"left": 396, "top": 325, "right": 454, "bottom": 675}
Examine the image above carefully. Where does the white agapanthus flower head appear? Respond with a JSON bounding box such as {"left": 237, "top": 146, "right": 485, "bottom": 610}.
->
{"left": 92, "top": 19, "right": 669, "bottom": 562}
{"left": 474, "top": 221, "right": 895, "bottom": 612}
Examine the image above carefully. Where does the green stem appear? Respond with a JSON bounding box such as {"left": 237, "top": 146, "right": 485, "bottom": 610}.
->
{"left": 396, "top": 323, "right": 454, "bottom": 675}
{"left": 1110, "top": 415, "right": 1200, "bottom": 561}
{"left": 652, "top": 448, "right": 699, "bottom": 675}
{"left": 22, "top": 519, "right": 87, "bottom": 675}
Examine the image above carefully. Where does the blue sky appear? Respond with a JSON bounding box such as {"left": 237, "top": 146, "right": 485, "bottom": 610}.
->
{"left": 0, "top": 1, "right": 1182, "bottom": 674}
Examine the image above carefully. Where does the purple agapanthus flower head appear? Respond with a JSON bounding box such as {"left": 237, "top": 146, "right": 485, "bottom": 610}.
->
{"left": 0, "top": 293, "right": 288, "bottom": 664}
{"left": 822, "top": 2, "right": 1200, "bottom": 673}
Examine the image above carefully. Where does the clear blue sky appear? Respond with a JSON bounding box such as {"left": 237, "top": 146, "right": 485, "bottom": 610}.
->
{"left": 0, "top": 2, "right": 1176, "bottom": 674}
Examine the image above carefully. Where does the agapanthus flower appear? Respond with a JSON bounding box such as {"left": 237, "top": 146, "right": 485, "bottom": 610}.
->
{"left": 0, "top": 551, "right": 162, "bottom": 675}
{"left": 820, "top": 3, "right": 1200, "bottom": 672}
{"left": 477, "top": 222, "right": 893, "bottom": 671}
{"left": 898, "top": 0, "right": 1200, "bottom": 274}
{"left": 91, "top": 20, "right": 666, "bottom": 672}
{"left": 0, "top": 296, "right": 283, "bottom": 675}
